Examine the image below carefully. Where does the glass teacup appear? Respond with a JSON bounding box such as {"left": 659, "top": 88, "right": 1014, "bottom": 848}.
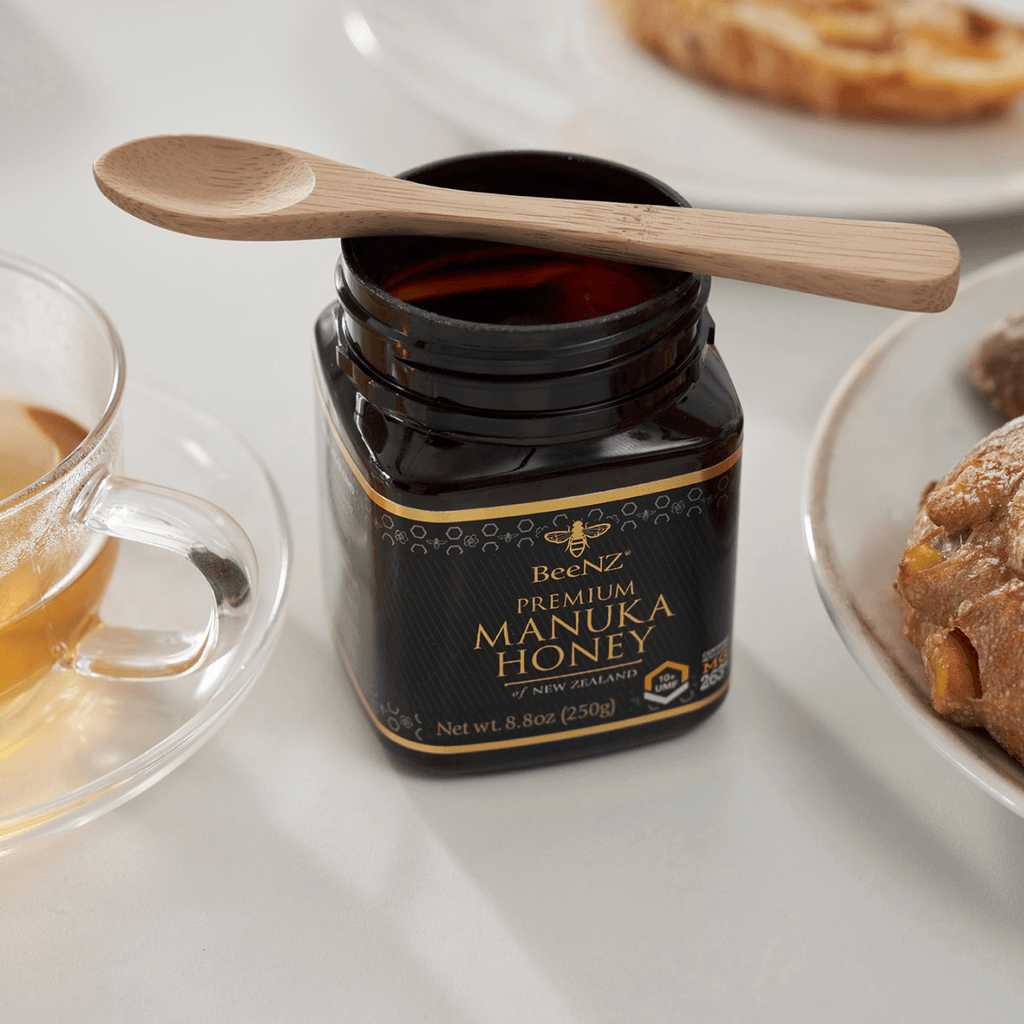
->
{"left": 0, "top": 252, "right": 258, "bottom": 745}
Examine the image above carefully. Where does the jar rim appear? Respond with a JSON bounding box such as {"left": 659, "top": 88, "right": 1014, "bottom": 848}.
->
{"left": 329, "top": 150, "right": 713, "bottom": 436}
{"left": 339, "top": 149, "right": 704, "bottom": 346}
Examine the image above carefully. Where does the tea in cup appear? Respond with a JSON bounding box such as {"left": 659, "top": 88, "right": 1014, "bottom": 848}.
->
{"left": 0, "top": 252, "right": 258, "bottom": 741}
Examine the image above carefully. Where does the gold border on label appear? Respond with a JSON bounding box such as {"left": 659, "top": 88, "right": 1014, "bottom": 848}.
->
{"left": 317, "top": 384, "right": 742, "bottom": 524}
{"left": 334, "top": 635, "right": 728, "bottom": 755}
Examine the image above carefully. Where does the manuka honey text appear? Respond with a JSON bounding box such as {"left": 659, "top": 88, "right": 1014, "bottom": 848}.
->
{"left": 473, "top": 571, "right": 675, "bottom": 679}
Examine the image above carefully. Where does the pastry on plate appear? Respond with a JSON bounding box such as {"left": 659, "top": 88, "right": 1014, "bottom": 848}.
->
{"left": 966, "top": 306, "right": 1024, "bottom": 420}
{"left": 608, "top": 0, "right": 1024, "bottom": 120}
{"left": 897, "top": 417, "right": 1024, "bottom": 762}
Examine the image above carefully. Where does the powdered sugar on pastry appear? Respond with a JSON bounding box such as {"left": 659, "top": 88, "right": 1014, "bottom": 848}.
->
{"left": 898, "top": 417, "right": 1024, "bottom": 762}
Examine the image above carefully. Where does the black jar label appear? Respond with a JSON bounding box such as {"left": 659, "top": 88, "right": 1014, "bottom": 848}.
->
{"left": 320, "top": 423, "right": 740, "bottom": 757}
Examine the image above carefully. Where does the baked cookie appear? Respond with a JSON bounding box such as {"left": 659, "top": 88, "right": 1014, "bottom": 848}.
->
{"left": 897, "top": 417, "right": 1024, "bottom": 762}
{"left": 609, "top": 0, "right": 1024, "bottom": 120}
{"left": 966, "top": 306, "right": 1024, "bottom": 420}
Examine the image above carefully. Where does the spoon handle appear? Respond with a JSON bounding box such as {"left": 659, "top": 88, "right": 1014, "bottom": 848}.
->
{"left": 92, "top": 135, "right": 960, "bottom": 314}
{"left": 374, "top": 185, "right": 960, "bottom": 313}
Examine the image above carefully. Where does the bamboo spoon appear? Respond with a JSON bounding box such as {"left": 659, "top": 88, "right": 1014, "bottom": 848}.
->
{"left": 93, "top": 134, "right": 960, "bottom": 312}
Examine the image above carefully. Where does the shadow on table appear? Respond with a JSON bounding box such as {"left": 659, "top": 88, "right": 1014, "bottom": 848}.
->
{"left": 6, "top": 621, "right": 1024, "bottom": 1022}
{"left": 394, "top": 642, "right": 1024, "bottom": 1016}
{"left": 0, "top": 618, "right": 501, "bottom": 1024}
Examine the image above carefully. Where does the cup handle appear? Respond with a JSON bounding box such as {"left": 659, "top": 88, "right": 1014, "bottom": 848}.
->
{"left": 67, "top": 472, "right": 257, "bottom": 679}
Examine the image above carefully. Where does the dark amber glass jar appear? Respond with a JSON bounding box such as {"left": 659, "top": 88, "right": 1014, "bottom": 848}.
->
{"left": 314, "top": 151, "right": 743, "bottom": 772}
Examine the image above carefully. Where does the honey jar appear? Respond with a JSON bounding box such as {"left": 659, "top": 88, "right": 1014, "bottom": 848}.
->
{"left": 314, "top": 151, "right": 743, "bottom": 770}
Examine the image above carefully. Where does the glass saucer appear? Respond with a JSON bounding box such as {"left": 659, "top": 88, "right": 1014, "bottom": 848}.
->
{"left": 0, "top": 381, "right": 291, "bottom": 853}
{"left": 804, "top": 251, "right": 1024, "bottom": 817}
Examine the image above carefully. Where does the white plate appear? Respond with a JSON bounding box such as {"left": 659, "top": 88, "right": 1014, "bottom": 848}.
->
{"left": 341, "top": 0, "right": 1024, "bottom": 220}
{"left": 804, "top": 251, "right": 1024, "bottom": 817}
{"left": 0, "top": 382, "right": 291, "bottom": 853}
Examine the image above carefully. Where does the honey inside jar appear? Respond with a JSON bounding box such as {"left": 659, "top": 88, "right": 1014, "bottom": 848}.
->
{"left": 382, "top": 245, "right": 675, "bottom": 325}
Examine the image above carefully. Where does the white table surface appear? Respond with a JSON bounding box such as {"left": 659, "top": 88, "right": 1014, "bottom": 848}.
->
{"left": 5, "top": 2, "right": 1024, "bottom": 1021}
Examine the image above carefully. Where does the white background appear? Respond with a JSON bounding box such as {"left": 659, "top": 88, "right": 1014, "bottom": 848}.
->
{"left": 3, "top": 1, "right": 1024, "bottom": 1021}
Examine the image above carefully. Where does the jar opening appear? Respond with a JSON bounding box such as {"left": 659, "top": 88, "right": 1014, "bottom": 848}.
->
{"left": 378, "top": 243, "right": 674, "bottom": 326}
{"left": 341, "top": 149, "right": 698, "bottom": 336}
{"left": 330, "top": 151, "right": 711, "bottom": 437}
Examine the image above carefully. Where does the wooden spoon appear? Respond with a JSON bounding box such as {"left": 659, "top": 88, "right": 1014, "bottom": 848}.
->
{"left": 93, "top": 134, "right": 960, "bottom": 312}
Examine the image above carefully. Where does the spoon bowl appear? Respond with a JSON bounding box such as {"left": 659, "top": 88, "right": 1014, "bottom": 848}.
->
{"left": 96, "top": 137, "right": 318, "bottom": 220}
{"left": 93, "top": 134, "right": 961, "bottom": 312}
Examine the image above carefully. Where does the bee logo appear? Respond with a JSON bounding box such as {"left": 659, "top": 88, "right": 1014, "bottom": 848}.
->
{"left": 544, "top": 520, "right": 611, "bottom": 557}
